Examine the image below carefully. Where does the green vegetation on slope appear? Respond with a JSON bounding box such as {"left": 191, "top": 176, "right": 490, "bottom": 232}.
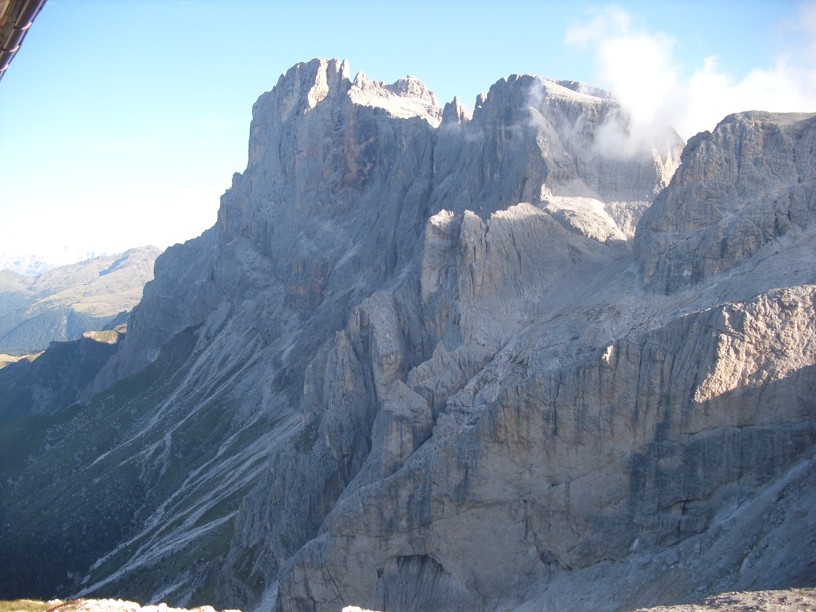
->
{"left": 0, "top": 326, "right": 201, "bottom": 600}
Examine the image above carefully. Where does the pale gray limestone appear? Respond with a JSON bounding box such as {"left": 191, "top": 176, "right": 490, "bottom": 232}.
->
{"left": 1, "top": 59, "right": 814, "bottom": 612}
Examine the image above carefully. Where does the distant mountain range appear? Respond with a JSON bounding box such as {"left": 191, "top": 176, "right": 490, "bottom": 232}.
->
{"left": 0, "top": 250, "right": 109, "bottom": 276}
{"left": 0, "top": 246, "right": 161, "bottom": 354}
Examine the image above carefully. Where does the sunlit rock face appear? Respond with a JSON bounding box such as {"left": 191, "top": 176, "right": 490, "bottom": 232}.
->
{"left": 2, "top": 59, "right": 815, "bottom": 612}
{"left": 635, "top": 111, "right": 816, "bottom": 294}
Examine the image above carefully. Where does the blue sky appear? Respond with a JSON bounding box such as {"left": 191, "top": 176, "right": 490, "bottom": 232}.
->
{"left": 0, "top": 0, "right": 814, "bottom": 264}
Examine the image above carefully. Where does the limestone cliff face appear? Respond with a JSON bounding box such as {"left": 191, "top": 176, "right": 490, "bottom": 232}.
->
{"left": 635, "top": 111, "right": 816, "bottom": 294}
{"left": 275, "top": 285, "right": 816, "bottom": 611}
{"left": 96, "top": 60, "right": 679, "bottom": 397}
{"left": 2, "top": 59, "right": 814, "bottom": 612}
{"left": 218, "top": 86, "right": 813, "bottom": 610}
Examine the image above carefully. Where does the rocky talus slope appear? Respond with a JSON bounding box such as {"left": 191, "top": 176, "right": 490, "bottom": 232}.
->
{"left": 0, "top": 59, "right": 813, "bottom": 611}
{"left": 0, "top": 247, "right": 160, "bottom": 354}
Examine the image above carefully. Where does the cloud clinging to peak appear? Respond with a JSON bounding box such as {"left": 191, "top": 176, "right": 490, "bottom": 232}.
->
{"left": 566, "top": 2, "right": 816, "bottom": 142}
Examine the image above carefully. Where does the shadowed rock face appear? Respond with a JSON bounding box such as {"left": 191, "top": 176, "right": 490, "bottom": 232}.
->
{"left": 0, "top": 332, "right": 122, "bottom": 422}
{"left": 1, "top": 59, "right": 814, "bottom": 611}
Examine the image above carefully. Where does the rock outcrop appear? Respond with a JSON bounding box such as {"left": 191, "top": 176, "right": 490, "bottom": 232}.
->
{"left": 0, "top": 59, "right": 813, "bottom": 612}
{"left": 635, "top": 111, "right": 816, "bottom": 294}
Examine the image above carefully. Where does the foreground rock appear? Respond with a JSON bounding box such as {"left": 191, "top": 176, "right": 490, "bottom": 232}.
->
{"left": 0, "top": 60, "right": 812, "bottom": 611}
{"left": 637, "top": 588, "right": 816, "bottom": 611}
{"left": 1, "top": 600, "right": 239, "bottom": 612}
{"left": 7, "top": 589, "right": 815, "bottom": 612}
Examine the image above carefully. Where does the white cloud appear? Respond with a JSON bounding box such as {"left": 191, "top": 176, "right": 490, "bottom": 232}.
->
{"left": 566, "top": 2, "right": 816, "bottom": 144}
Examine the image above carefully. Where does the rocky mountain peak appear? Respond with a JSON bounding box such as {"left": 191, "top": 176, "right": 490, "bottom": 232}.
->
{"left": 260, "top": 57, "right": 350, "bottom": 117}
{"left": 257, "top": 59, "right": 443, "bottom": 125}
{"left": 473, "top": 73, "right": 610, "bottom": 117}
{"left": 441, "top": 96, "right": 471, "bottom": 126}
{"left": 5, "top": 59, "right": 814, "bottom": 612}
{"left": 95, "top": 59, "right": 683, "bottom": 391}
{"left": 448, "top": 71, "right": 681, "bottom": 208}
{"left": 636, "top": 110, "right": 816, "bottom": 293}
{"left": 385, "top": 74, "right": 438, "bottom": 105}
{"left": 349, "top": 70, "right": 442, "bottom": 124}
{"left": 554, "top": 79, "right": 615, "bottom": 100}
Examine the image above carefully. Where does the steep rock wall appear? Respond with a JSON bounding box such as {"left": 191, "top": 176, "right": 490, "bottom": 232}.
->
{"left": 635, "top": 111, "right": 816, "bottom": 294}
{"left": 274, "top": 281, "right": 816, "bottom": 612}
{"left": 3, "top": 58, "right": 814, "bottom": 612}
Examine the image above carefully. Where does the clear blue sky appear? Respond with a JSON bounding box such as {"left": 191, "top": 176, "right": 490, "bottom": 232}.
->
{"left": 0, "top": 0, "right": 814, "bottom": 264}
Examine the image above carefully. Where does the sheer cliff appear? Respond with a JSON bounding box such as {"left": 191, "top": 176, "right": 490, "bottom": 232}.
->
{"left": 635, "top": 111, "right": 816, "bottom": 294}
{"left": 0, "top": 59, "right": 813, "bottom": 612}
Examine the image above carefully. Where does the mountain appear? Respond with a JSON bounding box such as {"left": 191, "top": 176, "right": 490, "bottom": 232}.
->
{"left": 0, "top": 59, "right": 813, "bottom": 611}
{"left": 0, "top": 250, "right": 107, "bottom": 277}
{"left": 0, "top": 246, "right": 161, "bottom": 354}
{"left": 0, "top": 328, "right": 123, "bottom": 423}
{"left": 0, "top": 253, "right": 58, "bottom": 276}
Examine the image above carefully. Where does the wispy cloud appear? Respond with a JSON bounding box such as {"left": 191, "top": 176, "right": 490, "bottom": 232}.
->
{"left": 566, "top": 2, "right": 816, "bottom": 143}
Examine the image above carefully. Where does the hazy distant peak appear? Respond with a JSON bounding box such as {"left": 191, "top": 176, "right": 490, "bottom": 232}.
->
{"left": 0, "top": 246, "right": 160, "bottom": 353}
{"left": 0, "top": 253, "right": 57, "bottom": 276}
{"left": 0, "top": 249, "right": 114, "bottom": 276}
